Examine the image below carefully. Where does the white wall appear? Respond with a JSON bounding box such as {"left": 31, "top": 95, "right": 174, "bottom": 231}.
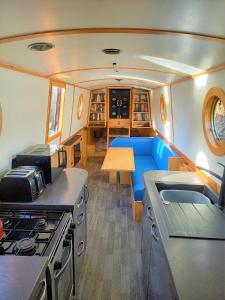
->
{"left": 61, "top": 84, "right": 74, "bottom": 141}
{"left": 0, "top": 68, "right": 49, "bottom": 171}
{"left": 152, "top": 70, "right": 225, "bottom": 177}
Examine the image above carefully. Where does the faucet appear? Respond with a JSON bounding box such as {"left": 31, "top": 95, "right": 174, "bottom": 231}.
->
{"left": 196, "top": 162, "right": 225, "bottom": 209}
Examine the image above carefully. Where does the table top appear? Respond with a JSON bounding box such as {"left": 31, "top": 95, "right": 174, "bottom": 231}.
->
{"left": 101, "top": 147, "right": 135, "bottom": 172}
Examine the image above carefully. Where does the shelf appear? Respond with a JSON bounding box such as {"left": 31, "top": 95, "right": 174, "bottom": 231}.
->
{"left": 133, "top": 102, "right": 149, "bottom": 104}
{"left": 90, "top": 102, "right": 105, "bottom": 104}
{"left": 90, "top": 112, "right": 105, "bottom": 114}
{"left": 133, "top": 111, "right": 149, "bottom": 113}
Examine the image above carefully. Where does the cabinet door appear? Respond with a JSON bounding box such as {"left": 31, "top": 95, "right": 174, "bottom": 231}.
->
{"left": 148, "top": 222, "right": 178, "bottom": 300}
{"left": 141, "top": 193, "right": 154, "bottom": 298}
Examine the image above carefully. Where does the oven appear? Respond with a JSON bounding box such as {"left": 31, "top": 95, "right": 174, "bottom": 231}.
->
{"left": 48, "top": 213, "right": 74, "bottom": 300}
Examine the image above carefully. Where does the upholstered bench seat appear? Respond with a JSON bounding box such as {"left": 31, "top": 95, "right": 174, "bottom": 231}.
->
{"left": 110, "top": 136, "right": 178, "bottom": 221}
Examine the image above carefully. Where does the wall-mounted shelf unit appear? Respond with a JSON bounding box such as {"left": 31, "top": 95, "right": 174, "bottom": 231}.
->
{"left": 88, "top": 89, "right": 107, "bottom": 127}
{"left": 132, "top": 89, "right": 151, "bottom": 128}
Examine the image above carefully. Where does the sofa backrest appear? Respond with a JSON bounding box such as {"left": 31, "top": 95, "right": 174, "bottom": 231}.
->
{"left": 110, "top": 137, "right": 153, "bottom": 156}
{"left": 152, "top": 137, "right": 178, "bottom": 170}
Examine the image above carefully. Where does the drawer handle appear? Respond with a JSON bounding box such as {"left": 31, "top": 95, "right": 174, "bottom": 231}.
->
{"left": 84, "top": 185, "right": 89, "bottom": 204}
{"left": 76, "top": 195, "right": 84, "bottom": 208}
{"left": 77, "top": 212, "right": 85, "bottom": 225}
{"left": 151, "top": 223, "right": 159, "bottom": 241}
{"left": 76, "top": 241, "right": 85, "bottom": 256}
{"left": 147, "top": 206, "right": 154, "bottom": 220}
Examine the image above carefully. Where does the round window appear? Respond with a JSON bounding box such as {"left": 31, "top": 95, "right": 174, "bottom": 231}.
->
{"left": 160, "top": 94, "right": 167, "bottom": 124}
{"left": 77, "top": 94, "right": 83, "bottom": 120}
{"left": 202, "top": 87, "right": 225, "bottom": 156}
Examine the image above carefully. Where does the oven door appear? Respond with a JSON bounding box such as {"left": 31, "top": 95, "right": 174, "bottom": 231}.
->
{"left": 53, "top": 241, "right": 73, "bottom": 300}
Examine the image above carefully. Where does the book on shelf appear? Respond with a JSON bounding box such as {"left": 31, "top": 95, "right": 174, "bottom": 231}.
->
{"left": 92, "top": 93, "right": 105, "bottom": 103}
{"left": 134, "top": 103, "right": 148, "bottom": 112}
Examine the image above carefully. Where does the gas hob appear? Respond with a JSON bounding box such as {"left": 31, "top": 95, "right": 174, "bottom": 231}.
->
{"left": 0, "top": 209, "right": 66, "bottom": 256}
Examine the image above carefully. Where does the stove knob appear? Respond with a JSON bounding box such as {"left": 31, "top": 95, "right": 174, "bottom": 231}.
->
{"left": 54, "top": 261, "right": 62, "bottom": 270}
{"left": 70, "top": 223, "right": 76, "bottom": 230}
{"left": 63, "top": 239, "right": 70, "bottom": 247}
{"left": 66, "top": 234, "right": 72, "bottom": 240}
{"left": 68, "top": 229, "right": 74, "bottom": 235}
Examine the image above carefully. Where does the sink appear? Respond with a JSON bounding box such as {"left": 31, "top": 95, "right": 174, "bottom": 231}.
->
{"left": 160, "top": 189, "right": 211, "bottom": 204}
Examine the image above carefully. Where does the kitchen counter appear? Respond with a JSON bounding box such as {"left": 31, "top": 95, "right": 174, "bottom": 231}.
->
{"left": 144, "top": 171, "right": 225, "bottom": 300}
{"left": 0, "top": 168, "right": 88, "bottom": 210}
{"left": 0, "top": 256, "right": 48, "bottom": 300}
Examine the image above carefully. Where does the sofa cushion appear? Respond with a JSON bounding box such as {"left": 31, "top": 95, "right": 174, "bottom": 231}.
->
{"left": 132, "top": 156, "right": 158, "bottom": 200}
{"left": 152, "top": 137, "right": 178, "bottom": 170}
{"left": 110, "top": 137, "right": 153, "bottom": 156}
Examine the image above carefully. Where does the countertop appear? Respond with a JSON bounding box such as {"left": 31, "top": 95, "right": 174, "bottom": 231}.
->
{"left": 0, "top": 256, "right": 48, "bottom": 300}
{"left": 0, "top": 168, "right": 88, "bottom": 210}
{"left": 144, "top": 171, "right": 225, "bottom": 300}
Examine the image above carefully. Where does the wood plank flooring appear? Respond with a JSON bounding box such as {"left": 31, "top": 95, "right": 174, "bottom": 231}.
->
{"left": 75, "top": 158, "right": 144, "bottom": 300}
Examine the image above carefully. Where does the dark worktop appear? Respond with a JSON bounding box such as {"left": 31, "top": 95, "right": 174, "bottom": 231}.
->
{"left": 0, "top": 168, "right": 88, "bottom": 210}
{"left": 144, "top": 171, "right": 225, "bottom": 300}
{"left": 0, "top": 256, "right": 48, "bottom": 300}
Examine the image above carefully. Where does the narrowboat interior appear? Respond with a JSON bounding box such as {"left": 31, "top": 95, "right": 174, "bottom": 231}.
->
{"left": 0, "top": 1, "right": 225, "bottom": 299}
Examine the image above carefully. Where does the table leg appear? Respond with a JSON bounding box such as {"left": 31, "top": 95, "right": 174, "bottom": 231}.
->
{"left": 116, "top": 171, "right": 120, "bottom": 199}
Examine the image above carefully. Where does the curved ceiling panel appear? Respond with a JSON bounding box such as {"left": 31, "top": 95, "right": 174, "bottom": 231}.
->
{"left": 1, "top": 0, "right": 225, "bottom": 39}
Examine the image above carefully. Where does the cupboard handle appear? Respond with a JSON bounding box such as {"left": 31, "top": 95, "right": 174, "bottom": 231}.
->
{"left": 36, "top": 280, "right": 47, "bottom": 300}
{"left": 147, "top": 206, "right": 154, "bottom": 220}
{"left": 77, "top": 212, "right": 85, "bottom": 225}
{"left": 76, "top": 241, "right": 85, "bottom": 257}
{"left": 84, "top": 185, "right": 89, "bottom": 204}
{"left": 76, "top": 195, "right": 84, "bottom": 208}
{"left": 151, "top": 223, "right": 159, "bottom": 241}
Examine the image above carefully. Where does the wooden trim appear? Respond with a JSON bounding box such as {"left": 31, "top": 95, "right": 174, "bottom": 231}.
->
{"left": 1, "top": 27, "right": 225, "bottom": 45}
{"left": 45, "top": 81, "right": 66, "bottom": 143}
{"left": 48, "top": 66, "right": 181, "bottom": 77}
{"left": 202, "top": 87, "right": 225, "bottom": 156}
{"left": 61, "top": 125, "right": 87, "bottom": 145}
{"left": 160, "top": 94, "right": 167, "bottom": 124}
{"left": 0, "top": 103, "right": 2, "bottom": 136}
{"left": 156, "top": 130, "right": 221, "bottom": 193}
{"left": 130, "top": 178, "right": 143, "bottom": 222}
{"left": 152, "top": 63, "right": 225, "bottom": 90}
{"left": 75, "top": 77, "right": 164, "bottom": 86}
{"left": 169, "top": 85, "right": 175, "bottom": 143}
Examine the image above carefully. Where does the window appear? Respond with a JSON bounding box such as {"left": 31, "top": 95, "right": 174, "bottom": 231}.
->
{"left": 77, "top": 94, "right": 83, "bottom": 120}
{"left": 160, "top": 94, "right": 167, "bottom": 124}
{"left": 46, "top": 82, "right": 65, "bottom": 142}
{"left": 202, "top": 87, "right": 225, "bottom": 156}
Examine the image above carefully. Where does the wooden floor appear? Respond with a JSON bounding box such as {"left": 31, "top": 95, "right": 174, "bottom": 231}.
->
{"left": 75, "top": 158, "right": 144, "bottom": 300}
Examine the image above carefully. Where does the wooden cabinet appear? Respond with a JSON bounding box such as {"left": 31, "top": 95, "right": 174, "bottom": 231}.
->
{"left": 88, "top": 89, "right": 107, "bottom": 127}
{"left": 142, "top": 191, "right": 178, "bottom": 300}
{"left": 132, "top": 89, "right": 152, "bottom": 128}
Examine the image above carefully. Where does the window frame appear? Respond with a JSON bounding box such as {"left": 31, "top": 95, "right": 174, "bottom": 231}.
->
{"left": 77, "top": 94, "right": 83, "bottom": 120}
{"left": 45, "top": 81, "right": 66, "bottom": 143}
{"left": 160, "top": 94, "right": 167, "bottom": 124}
{"left": 202, "top": 86, "right": 225, "bottom": 156}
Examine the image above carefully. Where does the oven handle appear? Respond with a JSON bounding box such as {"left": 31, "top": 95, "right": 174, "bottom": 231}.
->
{"left": 54, "top": 242, "right": 72, "bottom": 280}
{"left": 76, "top": 240, "right": 85, "bottom": 257}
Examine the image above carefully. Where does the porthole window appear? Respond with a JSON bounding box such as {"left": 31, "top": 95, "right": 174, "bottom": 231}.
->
{"left": 160, "top": 94, "right": 167, "bottom": 124}
{"left": 202, "top": 87, "right": 225, "bottom": 156}
{"left": 77, "top": 94, "right": 83, "bottom": 120}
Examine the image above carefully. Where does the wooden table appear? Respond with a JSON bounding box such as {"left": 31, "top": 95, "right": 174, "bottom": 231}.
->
{"left": 101, "top": 147, "right": 135, "bottom": 198}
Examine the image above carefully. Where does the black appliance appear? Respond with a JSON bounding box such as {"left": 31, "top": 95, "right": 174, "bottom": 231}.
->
{"left": 74, "top": 143, "right": 81, "bottom": 165}
{"left": 0, "top": 166, "right": 45, "bottom": 202}
{"left": 0, "top": 209, "right": 75, "bottom": 300}
{"left": 12, "top": 144, "right": 67, "bottom": 184}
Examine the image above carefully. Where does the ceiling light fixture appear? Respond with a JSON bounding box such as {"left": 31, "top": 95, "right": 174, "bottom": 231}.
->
{"left": 28, "top": 42, "right": 55, "bottom": 51}
{"left": 112, "top": 62, "right": 119, "bottom": 72}
{"left": 102, "top": 48, "right": 121, "bottom": 55}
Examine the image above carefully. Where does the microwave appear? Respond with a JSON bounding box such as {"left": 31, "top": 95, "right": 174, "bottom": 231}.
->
{"left": 12, "top": 144, "right": 67, "bottom": 184}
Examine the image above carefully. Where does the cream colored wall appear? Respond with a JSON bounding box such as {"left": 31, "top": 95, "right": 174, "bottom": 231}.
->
{"left": 0, "top": 68, "right": 49, "bottom": 171}
{"left": 61, "top": 84, "right": 74, "bottom": 141}
{"left": 70, "top": 87, "right": 90, "bottom": 136}
{"left": 152, "top": 70, "right": 225, "bottom": 177}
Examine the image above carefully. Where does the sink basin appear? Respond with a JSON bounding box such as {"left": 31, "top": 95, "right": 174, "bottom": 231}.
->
{"left": 160, "top": 189, "right": 211, "bottom": 204}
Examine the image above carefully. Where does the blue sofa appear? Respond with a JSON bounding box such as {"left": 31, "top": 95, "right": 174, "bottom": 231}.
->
{"left": 110, "top": 137, "right": 178, "bottom": 220}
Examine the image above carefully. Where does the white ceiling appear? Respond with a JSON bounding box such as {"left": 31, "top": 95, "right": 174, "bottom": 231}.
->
{"left": 1, "top": 0, "right": 225, "bottom": 90}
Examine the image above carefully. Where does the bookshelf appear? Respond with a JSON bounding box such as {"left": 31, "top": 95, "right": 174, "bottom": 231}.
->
{"left": 132, "top": 89, "right": 151, "bottom": 128}
{"left": 88, "top": 89, "right": 107, "bottom": 127}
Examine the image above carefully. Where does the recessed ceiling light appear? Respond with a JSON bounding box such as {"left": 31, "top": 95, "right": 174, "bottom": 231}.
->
{"left": 102, "top": 48, "right": 121, "bottom": 55}
{"left": 28, "top": 42, "right": 55, "bottom": 51}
